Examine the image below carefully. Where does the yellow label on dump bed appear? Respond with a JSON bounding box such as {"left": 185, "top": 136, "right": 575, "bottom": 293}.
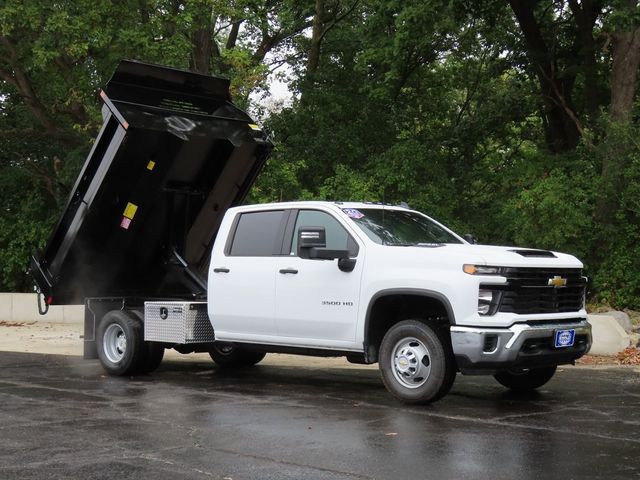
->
{"left": 146, "top": 160, "right": 156, "bottom": 171}
{"left": 123, "top": 202, "right": 138, "bottom": 219}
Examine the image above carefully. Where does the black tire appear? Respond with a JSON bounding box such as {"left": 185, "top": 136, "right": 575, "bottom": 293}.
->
{"left": 139, "top": 342, "right": 165, "bottom": 374}
{"left": 129, "top": 310, "right": 164, "bottom": 374}
{"left": 379, "top": 320, "right": 456, "bottom": 404}
{"left": 494, "top": 366, "right": 557, "bottom": 392}
{"left": 96, "top": 310, "right": 146, "bottom": 376}
{"left": 208, "top": 344, "right": 266, "bottom": 368}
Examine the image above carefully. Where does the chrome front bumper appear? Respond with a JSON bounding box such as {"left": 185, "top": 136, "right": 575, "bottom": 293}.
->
{"left": 450, "top": 319, "right": 592, "bottom": 373}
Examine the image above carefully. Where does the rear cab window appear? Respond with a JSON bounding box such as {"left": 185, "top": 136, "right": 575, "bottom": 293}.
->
{"left": 227, "top": 210, "right": 288, "bottom": 256}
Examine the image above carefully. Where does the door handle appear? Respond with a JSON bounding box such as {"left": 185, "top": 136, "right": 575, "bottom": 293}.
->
{"left": 213, "top": 267, "right": 230, "bottom": 273}
{"left": 279, "top": 268, "right": 298, "bottom": 274}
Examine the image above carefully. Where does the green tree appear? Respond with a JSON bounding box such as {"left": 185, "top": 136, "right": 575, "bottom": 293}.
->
{"left": 0, "top": 0, "right": 314, "bottom": 290}
{"left": 2, "top": 0, "right": 640, "bottom": 308}
{"left": 260, "top": 0, "right": 640, "bottom": 308}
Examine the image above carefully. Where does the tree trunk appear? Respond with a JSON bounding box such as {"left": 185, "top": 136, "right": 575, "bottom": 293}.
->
{"left": 569, "top": 0, "right": 603, "bottom": 119}
{"left": 226, "top": 20, "right": 242, "bottom": 50}
{"left": 509, "top": 0, "right": 582, "bottom": 152}
{"left": 596, "top": 1, "right": 640, "bottom": 225}
{"left": 189, "top": 3, "right": 215, "bottom": 74}
{"left": 308, "top": 0, "right": 326, "bottom": 74}
{"left": 610, "top": 28, "right": 640, "bottom": 122}
{"left": 0, "top": 37, "right": 59, "bottom": 135}
{"left": 190, "top": 26, "right": 214, "bottom": 74}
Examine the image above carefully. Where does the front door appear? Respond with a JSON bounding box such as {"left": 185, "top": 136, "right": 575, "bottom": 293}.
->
{"left": 275, "top": 209, "right": 363, "bottom": 349}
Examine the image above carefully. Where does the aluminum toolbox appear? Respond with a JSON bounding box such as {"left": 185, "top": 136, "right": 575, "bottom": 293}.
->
{"left": 144, "top": 301, "right": 214, "bottom": 344}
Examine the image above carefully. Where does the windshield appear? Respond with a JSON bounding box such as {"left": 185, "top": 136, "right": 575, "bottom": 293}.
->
{"left": 342, "top": 208, "right": 462, "bottom": 246}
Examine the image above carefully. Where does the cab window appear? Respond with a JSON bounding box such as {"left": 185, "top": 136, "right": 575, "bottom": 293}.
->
{"left": 290, "top": 210, "right": 359, "bottom": 257}
{"left": 229, "top": 210, "right": 286, "bottom": 256}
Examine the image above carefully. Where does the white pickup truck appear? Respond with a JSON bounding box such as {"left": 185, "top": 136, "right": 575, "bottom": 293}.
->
{"left": 31, "top": 61, "right": 591, "bottom": 404}
{"left": 197, "top": 201, "right": 590, "bottom": 403}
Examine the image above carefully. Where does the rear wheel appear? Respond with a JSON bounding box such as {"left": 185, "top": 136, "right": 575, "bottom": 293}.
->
{"left": 139, "top": 342, "right": 165, "bottom": 374}
{"left": 494, "top": 366, "right": 557, "bottom": 391}
{"left": 379, "top": 320, "right": 456, "bottom": 404}
{"left": 129, "top": 311, "right": 164, "bottom": 374}
{"left": 96, "top": 310, "right": 146, "bottom": 376}
{"left": 208, "top": 344, "right": 266, "bottom": 368}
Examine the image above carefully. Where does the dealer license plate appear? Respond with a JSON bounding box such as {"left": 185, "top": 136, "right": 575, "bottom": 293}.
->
{"left": 554, "top": 329, "right": 575, "bottom": 348}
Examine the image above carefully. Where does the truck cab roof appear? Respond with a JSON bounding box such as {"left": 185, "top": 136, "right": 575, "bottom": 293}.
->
{"left": 230, "top": 201, "right": 414, "bottom": 212}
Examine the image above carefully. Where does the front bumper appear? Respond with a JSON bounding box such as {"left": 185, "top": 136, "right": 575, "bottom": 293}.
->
{"left": 450, "top": 319, "right": 591, "bottom": 374}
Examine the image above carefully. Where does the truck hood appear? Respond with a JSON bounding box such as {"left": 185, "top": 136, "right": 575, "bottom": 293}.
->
{"left": 376, "top": 243, "right": 583, "bottom": 269}
{"left": 449, "top": 244, "right": 582, "bottom": 268}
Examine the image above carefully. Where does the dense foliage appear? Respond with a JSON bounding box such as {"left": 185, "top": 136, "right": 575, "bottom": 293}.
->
{"left": 1, "top": 0, "right": 640, "bottom": 309}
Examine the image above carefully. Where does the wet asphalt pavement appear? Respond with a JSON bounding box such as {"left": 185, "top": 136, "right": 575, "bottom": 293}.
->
{"left": 0, "top": 352, "right": 638, "bottom": 480}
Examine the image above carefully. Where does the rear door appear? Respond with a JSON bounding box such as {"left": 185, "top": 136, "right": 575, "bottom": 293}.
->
{"left": 274, "top": 209, "right": 364, "bottom": 349}
{"left": 209, "top": 209, "right": 289, "bottom": 341}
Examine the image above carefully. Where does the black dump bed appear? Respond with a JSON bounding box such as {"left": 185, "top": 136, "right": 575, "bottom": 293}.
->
{"left": 30, "top": 60, "right": 273, "bottom": 305}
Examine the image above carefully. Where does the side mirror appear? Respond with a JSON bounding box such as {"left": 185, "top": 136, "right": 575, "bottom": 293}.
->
{"left": 338, "top": 258, "right": 356, "bottom": 272}
{"left": 463, "top": 233, "right": 477, "bottom": 244}
{"left": 297, "top": 227, "right": 355, "bottom": 271}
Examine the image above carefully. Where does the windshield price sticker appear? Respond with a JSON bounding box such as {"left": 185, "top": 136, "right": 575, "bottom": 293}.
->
{"left": 343, "top": 208, "right": 365, "bottom": 219}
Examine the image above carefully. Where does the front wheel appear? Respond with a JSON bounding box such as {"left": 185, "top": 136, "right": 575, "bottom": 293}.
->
{"left": 494, "top": 366, "right": 557, "bottom": 391}
{"left": 208, "top": 344, "right": 266, "bottom": 368}
{"left": 379, "top": 320, "right": 456, "bottom": 404}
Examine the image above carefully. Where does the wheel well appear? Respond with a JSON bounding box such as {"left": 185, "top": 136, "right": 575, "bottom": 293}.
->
{"left": 83, "top": 297, "right": 144, "bottom": 359}
{"left": 365, "top": 294, "right": 452, "bottom": 363}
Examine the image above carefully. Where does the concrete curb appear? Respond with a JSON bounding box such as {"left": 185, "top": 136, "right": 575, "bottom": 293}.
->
{"left": 587, "top": 314, "right": 631, "bottom": 356}
{"left": 0, "top": 293, "right": 82, "bottom": 324}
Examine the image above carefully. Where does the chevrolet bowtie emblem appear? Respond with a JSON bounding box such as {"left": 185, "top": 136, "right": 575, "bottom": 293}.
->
{"left": 548, "top": 276, "right": 567, "bottom": 288}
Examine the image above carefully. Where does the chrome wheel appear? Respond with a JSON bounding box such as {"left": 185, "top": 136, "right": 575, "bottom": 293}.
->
{"left": 391, "top": 337, "right": 431, "bottom": 389}
{"left": 208, "top": 345, "right": 266, "bottom": 368}
{"left": 213, "top": 344, "right": 234, "bottom": 355}
{"left": 103, "top": 323, "right": 127, "bottom": 363}
{"left": 96, "top": 310, "right": 146, "bottom": 376}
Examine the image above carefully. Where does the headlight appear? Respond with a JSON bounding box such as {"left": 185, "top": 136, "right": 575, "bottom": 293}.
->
{"left": 478, "top": 289, "right": 493, "bottom": 315}
{"left": 478, "top": 288, "right": 501, "bottom": 316}
{"left": 463, "top": 264, "right": 502, "bottom": 275}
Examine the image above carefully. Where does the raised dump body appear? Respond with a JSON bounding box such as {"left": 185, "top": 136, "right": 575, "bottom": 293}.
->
{"left": 30, "top": 60, "right": 273, "bottom": 306}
